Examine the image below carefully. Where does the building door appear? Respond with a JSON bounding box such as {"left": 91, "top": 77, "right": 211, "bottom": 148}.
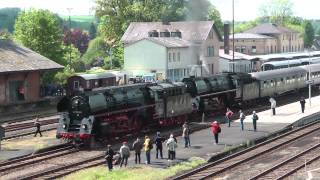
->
{"left": 9, "top": 81, "right": 25, "bottom": 102}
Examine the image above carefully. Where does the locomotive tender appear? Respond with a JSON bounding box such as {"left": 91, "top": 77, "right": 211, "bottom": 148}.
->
{"left": 56, "top": 64, "right": 320, "bottom": 144}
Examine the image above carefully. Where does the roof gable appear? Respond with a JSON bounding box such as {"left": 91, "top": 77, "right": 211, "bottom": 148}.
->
{"left": 126, "top": 37, "right": 191, "bottom": 48}
{"left": 121, "top": 21, "right": 222, "bottom": 44}
{"left": 244, "top": 23, "right": 297, "bottom": 34}
{"left": 0, "top": 40, "right": 64, "bottom": 73}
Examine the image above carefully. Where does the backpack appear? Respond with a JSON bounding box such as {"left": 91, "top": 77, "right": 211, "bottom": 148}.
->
{"left": 254, "top": 114, "right": 259, "bottom": 120}
{"left": 218, "top": 126, "right": 221, "bottom": 133}
{"left": 148, "top": 142, "right": 153, "bottom": 150}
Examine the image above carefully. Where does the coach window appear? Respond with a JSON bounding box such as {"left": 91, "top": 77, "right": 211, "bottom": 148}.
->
{"left": 74, "top": 81, "right": 79, "bottom": 89}
{"left": 270, "top": 80, "right": 274, "bottom": 87}
{"left": 263, "top": 81, "right": 267, "bottom": 88}
{"left": 86, "top": 81, "right": 90, "bottom": 88}
{"left": 173, "top": 53, "right": 176, "bottom": 62}
{"left": 168, "top": 53, "right": 172, "bottom": 62}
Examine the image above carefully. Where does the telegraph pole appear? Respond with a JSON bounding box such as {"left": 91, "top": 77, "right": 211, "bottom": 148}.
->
{"left": 232, "top": 0, "right": 235, "bottom": 72}
{"left": 67, "top": 8, "right": 73, "bottom": 65}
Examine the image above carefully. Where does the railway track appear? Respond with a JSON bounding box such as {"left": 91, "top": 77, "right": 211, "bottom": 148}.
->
{"left": 19, "top": 154, "right": 105, "bottom": 180}
{"left": 250, "top": 143, "right": 320, "bottom": 180}
{"left": 172, "top": 121, "right": 320, "bottom": 180}
{"left": 5, "top": 118, "right": 58, "bottom": 132}
{"left": 0, "top": 145, "right": 75, "bottom": 175}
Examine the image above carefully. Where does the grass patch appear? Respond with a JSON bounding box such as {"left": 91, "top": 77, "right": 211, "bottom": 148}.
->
{"left": 2, "top": 131, "right": 60, "bottom": 150}
{"left": 62, "top": 157, "right": 206, "bottom": 180}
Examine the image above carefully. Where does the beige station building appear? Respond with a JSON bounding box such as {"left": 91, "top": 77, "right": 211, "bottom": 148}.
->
{"left": 230, "top": 23, "right": 304, "bottom": 55}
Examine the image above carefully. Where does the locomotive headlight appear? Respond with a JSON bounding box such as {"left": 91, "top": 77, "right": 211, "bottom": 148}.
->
{"left": 62, "top": 124, "right": 67, "bottom": 129}
{"left": 82, "top": 124, "right": 87, "bottom": 130}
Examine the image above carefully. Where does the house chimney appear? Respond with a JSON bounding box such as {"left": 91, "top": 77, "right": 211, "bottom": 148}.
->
{"left": 224, "top": 23, "right": 230, "bottom": 54}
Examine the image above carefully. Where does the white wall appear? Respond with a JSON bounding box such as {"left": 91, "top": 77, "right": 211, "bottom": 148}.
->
{"left": 124, "top": 40, "right": 167, "bottom": 78}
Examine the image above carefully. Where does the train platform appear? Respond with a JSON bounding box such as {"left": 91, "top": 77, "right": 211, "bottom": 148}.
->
{"left": 119, "top": 95, "right": 320, "bottom": 169}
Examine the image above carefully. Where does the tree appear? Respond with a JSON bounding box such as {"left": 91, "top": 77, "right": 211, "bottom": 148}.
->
{"left": 63, "top": 29, "right": 90, "bottom": 54}
{"left": 14, "top": 9, "right": 65, "bottom": 65}
{"left": 304, "top": 21, "right": 315, "bottom": 48}
{"left": 259, "top": 0, "right": 293, "bottom": 25}
{"left": 54, "top": 65, "right": 75, "bottom": 86}
{"left": 82, "top": 37, "right": 109, "bottom": 66}
{"left": 208, "top": 5, "right": 223, "bottom": 35}
{"left": 0, "top": 29, "right": 12, "bottom": 39}
{"left": 89, "top": 22, "right": 97, "bottom": 39}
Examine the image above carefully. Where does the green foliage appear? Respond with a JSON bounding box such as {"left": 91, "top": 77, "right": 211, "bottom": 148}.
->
{"left": 234, "top": 21, "right": 258, "bottom": 33}
{"left": 14, "top": 9, "right": 65, "bottom": 66}
{"left": 208, "top": 6, "right": 224, "bottom": 35}
{"left": 82, "top": 37, "right": 108, "bottom": 65}
{"left": 89, "top": 22, "right": 97, "bottom": 39}
{"left": 62, "top": 44, "right": 86, "bottom": 72}
{"left": 0, "top": 8, "right": 20, "bottom": 32}
{"left": 0, "top": 29, "right": 12, "bottom": 39}
{"left": 304, "top": 21, "right": 315, "bottom": 48}
{"left": 259, "top": 0, "right": 293, "bottom": 25}
{"left": 60, "top": 15, "right": 95, "bottom": 31}
{"left": 63, "top": 157, "right": 205, "bottom": 180}
{"left": 54, "top": 65, "right": 75, "bottom": 86}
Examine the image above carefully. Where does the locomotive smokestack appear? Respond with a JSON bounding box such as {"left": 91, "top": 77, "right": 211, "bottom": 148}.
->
{"left": 224, "top": 23, "right": 230, "bottom": 54}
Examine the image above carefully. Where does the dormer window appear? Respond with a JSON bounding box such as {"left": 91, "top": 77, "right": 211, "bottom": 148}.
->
{"left": 148, "top": 30, "right": 159, "bottom": 37}
{"left": 171, "top": 30, "right": 182, "bottom": 38}
{"left": 160, "top": 29, "right": 170, "bottom": 37}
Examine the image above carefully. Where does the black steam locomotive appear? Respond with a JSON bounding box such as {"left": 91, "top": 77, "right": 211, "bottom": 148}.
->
{"left": 56, "top": 72, "right": 240, "bottom": 144}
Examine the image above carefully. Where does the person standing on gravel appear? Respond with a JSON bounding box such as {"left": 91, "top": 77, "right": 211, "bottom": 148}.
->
{"left": 166, "top": 134, "right": 177, "bottom": 160}
{"left": 299, "top": 96, "right": 306, "bottom": 113}
{"left": 132, "top": 137, "right": 143, "bottom": 164}
{"left": 144, "top": 135, "right": 152, "bottom": 164}
{"left": 252, "top": 111, "right": 259, "bottom": 131}
{"left": 182, "top": 122, "right": 191, "bottom": 148}
{"left": 119, "top": 142, "right": 130, "bottom": 168}
{"left": 34, "top": 117, "right": 42, "bottom": 137}
{"left": 105, "top": 144, "right": 114, "bottom": 171}
{"left": 154, "top": 132, "right": 164, "bottom": 159}
{"left": 211, "top": 121, "right": 221, "bottom": 144}
{"left": 225, "top": 108, "right": 233, "bottom": 127}
{"left": 269, "top": 97, "right": 276, "bottom": 115}
{"left": 239, "top": 110, "right": 246, "bottom": 131}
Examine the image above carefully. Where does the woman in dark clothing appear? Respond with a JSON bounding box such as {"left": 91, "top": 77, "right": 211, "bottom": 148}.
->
{"left": 105, "top": 144, "right": 114, "bottom": 171}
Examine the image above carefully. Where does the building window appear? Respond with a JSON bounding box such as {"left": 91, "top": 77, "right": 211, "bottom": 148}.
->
{"left": 235, "top": 46, "right": 240, "bottom": 52}
{"left": 208, "top": 30, "right": 214, "bottom": 39}
{"left": 177, "top": 52, "right": 180, "bottom": 62}
{"left": 252, "top": 46, "right": 257, "bottom": 53}
{"left": 168, "top": 53, "right": 172, "bottom": 62}
{"left": 74, "top": 81, "right": 79, "bottom": 89}
{"left": 173, "top": 52, "right": 176, "bottom": 62}
{"left": 241, "top": 46, "right": 246, "bottom": 53}
{"left": 207, "top": 46, "right": 214, "bottom": 57}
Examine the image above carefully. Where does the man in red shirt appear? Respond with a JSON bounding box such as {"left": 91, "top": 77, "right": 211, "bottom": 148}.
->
{"left": 225, "top": 108, "right": 233, "bottom": 127}
{"left": 211, "top": 121, "right": 221, "bottom": 144}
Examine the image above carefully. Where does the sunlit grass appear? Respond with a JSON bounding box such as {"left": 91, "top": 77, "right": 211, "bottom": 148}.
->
{"left": 1, "top": 130, "right": 59, "bottom": 150}
{"left": 62, "top": 157, "right": 206, "bottom": 180}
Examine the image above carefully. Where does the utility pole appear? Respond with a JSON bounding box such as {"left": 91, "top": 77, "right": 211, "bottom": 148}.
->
{"left": 232, "top": 0, "right": 235, "bottom": 72}
{"left": 67, "top": 8, "right": 73, "bottom": 65}
{"left": 308, "top": 49, "right": 312, "bottom": 107}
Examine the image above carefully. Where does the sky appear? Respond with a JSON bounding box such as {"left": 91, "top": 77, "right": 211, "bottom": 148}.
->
{"left": 0, "top": 0, "right": 319, "bottom": 21}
